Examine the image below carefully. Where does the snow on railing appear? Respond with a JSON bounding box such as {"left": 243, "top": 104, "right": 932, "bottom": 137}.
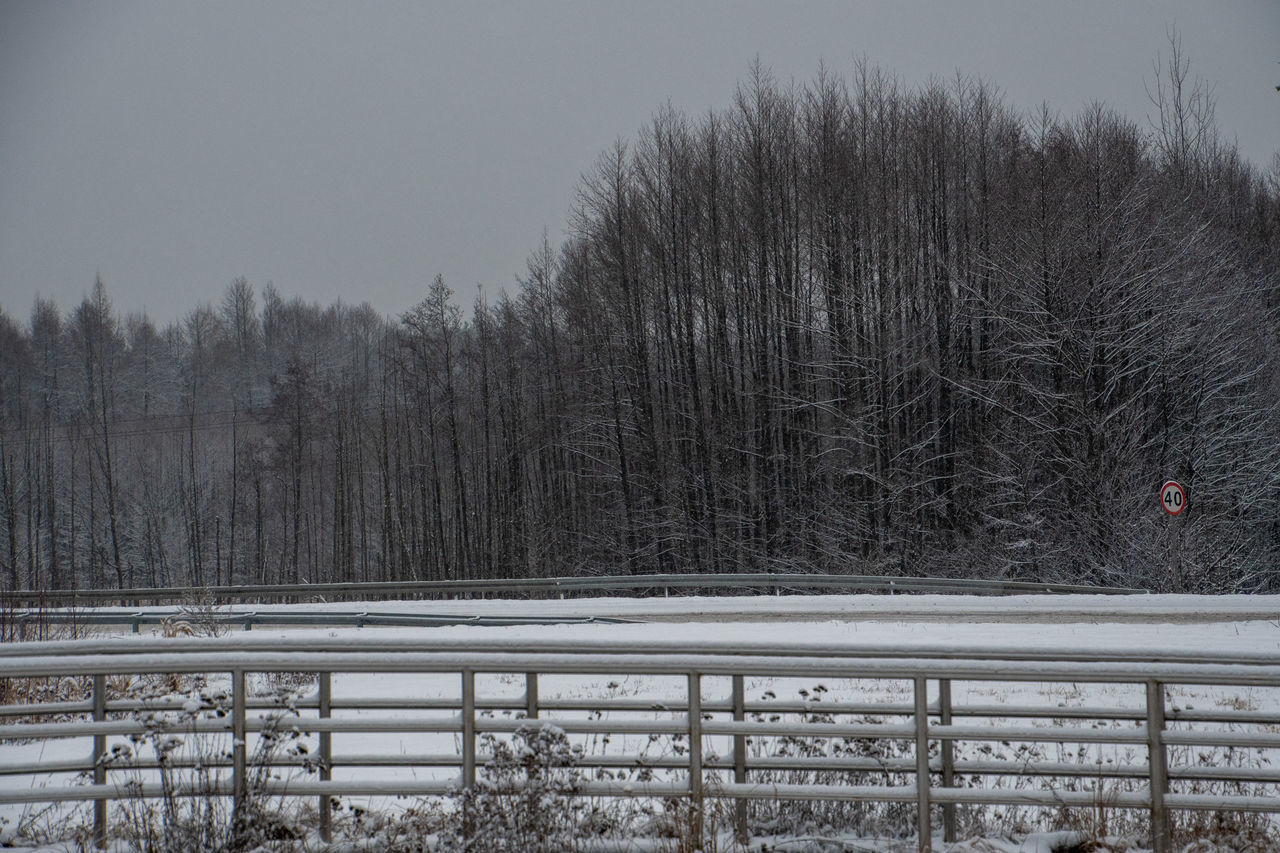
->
{"left": 2, "top": 609, "right": 633, "bottom": 634}
{"left": 0, "top": 571, "right": 1148, "bottom": 608}
{"left": 1, "top": 637, "right": 1277, "bottom": 853}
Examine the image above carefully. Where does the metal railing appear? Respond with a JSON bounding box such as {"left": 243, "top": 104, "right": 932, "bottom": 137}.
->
{"left": 3, "top": 609, "right": 634, "bottom": 634}
{"left": 0, "top": 572, "right": 1147, "bottom": 608}
{"left": 2, "top": 635, "right": 1277, "bottom": 852}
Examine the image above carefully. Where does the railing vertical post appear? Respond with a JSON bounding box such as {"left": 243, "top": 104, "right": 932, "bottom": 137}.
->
{"left": 93, "top": 673, "right": 106, "bottom": 849}
{"left": 939, "top": 678, "right": 955, "bottom": 843}
{"left": 525, "top": 672, "right": 539, "bottom": 719}
{"left": 914, "top": 676, "right": 933, "bottom": 853}
{"left": 460, "top": 668, "right": 477, "bottom": 844}
{"left": 318, "top": 671, "right": 332, "bottom": 842}
{"left": 232, "top": 669, "right": 246, "bottom": 813}
{"left": 1147, "top": 680, "right": 1170, "bottom": 853}
{"left": 687, "top": 671, "right": 703, "bottom": 846}
{"left": 461, "top": 669, "right": 476, "bottom": 788}
{"left": 732, "top": 673, "right": 747, "bottom": 844}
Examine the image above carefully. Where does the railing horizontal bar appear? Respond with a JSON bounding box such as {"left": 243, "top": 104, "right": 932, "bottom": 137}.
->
{"left": 537, "top": 698, "right": 702, "bottom": 713}
{"left": 103, "top": 698, "right": 299, "bottom": 713}
{"left": 10, "top": 778, "right": 1275, "bottom": 815}
{"left": 928, "top": 787, "right": 1152, "bottom": 808}
{"left": 929, "top": 723, "right": 1148, "bottom": 744}
{"left": 711, "top": 781, "right": 920, "bottom": 802}
{"left": 328, "top": 698, "right": 522, "bottom": 711}
{"left": 1164, "top": 792, "right": 1280, "bottom": 812}
{"left": 84, "top": 754, "right": 455, "bottom": 772}
{"left": 721, "top": 755, "right": 1137, "bottom": 777}
{"left": 0, "top": 699, "right": 94, "bottom": 717}
{"left": 0, "top": 784, "right": 133, "bottom": 804}
{"left": 554, "top": 780, "right": 695, "bottom": 798}
{"left": 944, "top": 758, "right": 1149, "bottom": 777}
{"left": 573, "top": 754, "right": 689, "bottom": 769}
{"left": 0, "top": 719, "right": 224, "bottom": 739}
{"left": 5, "top": 741, "right": 1271, "bottom": 786}
{"left": 0, "top": 757, "right": 95, "bottom": 776}
{"left": 701, "top": 719, "right": 915, "bottom": 739}
{"left": 6, "top": 635, "right": 1275, "bottom": 669}
{"left": 0, "top": 712, "right": 477, "bottom": 740}
{"left": 708, "top": 755, "right": 916, "bottom": 773}
{"left": 477, "top": 717, "right": 690, "bottom": 736}
{"left": 1168, "top": 708, "right": 1280, "bottom": 724}
{"left": 4, "top": 652, "right": 1277, "bottom": 686}
{"left": 64, "top": 694, "right": 1265, "bottom": 726}
{"left": 1168, "top": 765, "right": 1280, "bottom": 783}
{"left": 1163, "top": 730, "right": 1280, "bottom": 748}
{"left": 948, "top": 703, "right": 1144, "bottom": 721}
{"left": 711, "top": 754, "right": 1280, "bottom": 784}
{"left": 261, "top": 715, "right": 463, "bottom": 734}
{"left": 41, "top": 752, "right": 1272, "bottom": 784}
{"left": 932, "top": 759, "right": 1280, "bottom": 784}
{"left": 931, "top": 704, "right": 1279, "bottom": 727}
{"left": 0, "top": 778, "right": 461, "bottom": 803}
{"left": 329, "top": 754, "right": 461, "bottom": 767}
{"left": 6, "top": 694, "right": 1173, "bottom": 723}
{"left": 83, "top": 699, "right": 1261, "bottom": 728}
{"left": 11, "top": 695, "right": 1259, "bottom": 729}
{"left": 55, "top": 778, "right": 697, "bottom": 801}
{"left": 258, "top": 778, "right": 461, "bottom": 796}
{"left": 728, "top": 699, "right": 1155, "bottom": 721}
{"left": 734, "top": 701, "right": 915, "bottom": 716}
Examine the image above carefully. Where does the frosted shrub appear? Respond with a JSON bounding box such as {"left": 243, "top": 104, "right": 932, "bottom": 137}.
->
{"left": 440, "top": 722, "right": 587, "bottom": 853}
{"left": 110, "top": 688, "right": 314, "bottom": 852}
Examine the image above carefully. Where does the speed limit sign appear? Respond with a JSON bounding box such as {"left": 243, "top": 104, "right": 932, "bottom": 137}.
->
{"left": 1161, "top": 481, "right": 1186, "bottom": 516}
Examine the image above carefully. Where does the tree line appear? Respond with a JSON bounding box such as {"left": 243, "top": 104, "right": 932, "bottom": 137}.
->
{"left": 2, "top": 58, "right": 1278, "bottom": 594}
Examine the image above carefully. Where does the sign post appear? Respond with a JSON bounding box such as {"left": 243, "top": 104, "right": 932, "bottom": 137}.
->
{"left": 1161, "top": 480, "right": 1185, "bottom": 590}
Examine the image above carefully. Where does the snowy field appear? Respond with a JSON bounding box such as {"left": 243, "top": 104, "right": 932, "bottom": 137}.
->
{"left": 3, "top": 593, "right": 1279, "bottom": 850}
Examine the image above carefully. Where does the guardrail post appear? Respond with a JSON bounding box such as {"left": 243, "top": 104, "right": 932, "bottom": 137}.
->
{"left": 688, "top": 671, "right": 703, "bottom": 846}
{"left": 93, "top": 673, "right": 107, "bottom": 848}
{"left": 914, "top": 676, "right": 932, "bottom": 853}
{"left": 525, "top": 672, "right": 539, "bottom": 719}
{"left": 461, "top": 669, "right": 476, "bottom": 788}
{"left": 459, "top": 668, "right": 477, "bottom": 844}
{"left": 233, "top": 669, "right": 246, "bottom": 813}
{"left": 1146, "top": 680, "right": 1170, "bottom": 853}
{"left": 318, "top": 671, "right": 332, "bottom": 842}
{"left": 939, "top": 678, "right": 955, "bottom": 843}
{"left": 731, "top": 673, "right": 747, "bottom": 844}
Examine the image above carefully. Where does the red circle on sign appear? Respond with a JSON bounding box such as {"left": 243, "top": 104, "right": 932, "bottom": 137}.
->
{"left": 1160, "top": 481, "right": 1186, "bottom": 516}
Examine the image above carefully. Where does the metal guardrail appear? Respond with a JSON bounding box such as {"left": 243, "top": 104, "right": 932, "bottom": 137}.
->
{"left": 0, "top": 572, "right": 1147, "bottom": 607}
{"left": 3, "top": 609, "right": 634, "bottom": 633}
{"left": 1, "top": 636, "right": 1276, "bottom": 852}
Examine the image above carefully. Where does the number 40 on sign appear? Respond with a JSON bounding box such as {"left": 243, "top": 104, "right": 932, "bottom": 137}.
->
{"left": 1161, "top": 480, "right": 1186, "bottom": 516}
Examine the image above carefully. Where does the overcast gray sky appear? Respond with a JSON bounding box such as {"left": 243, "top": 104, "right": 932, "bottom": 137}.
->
{"left": 2, "top": 1, "right": 1277, "bottom": 325}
